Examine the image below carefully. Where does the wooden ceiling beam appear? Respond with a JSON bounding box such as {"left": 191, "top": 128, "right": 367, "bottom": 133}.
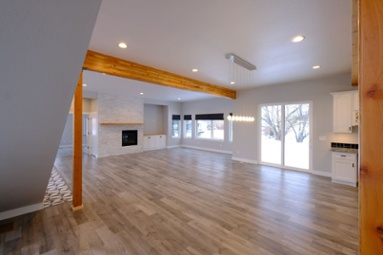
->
{"left": 83, "top": 50, "right": 236, "bottom": 99}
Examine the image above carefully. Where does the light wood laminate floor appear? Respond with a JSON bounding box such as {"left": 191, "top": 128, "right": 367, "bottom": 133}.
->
{"left": 0, "top": 148, "right": 358, "bottom": 255}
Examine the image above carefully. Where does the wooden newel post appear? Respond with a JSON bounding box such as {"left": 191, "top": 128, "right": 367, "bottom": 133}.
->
{"left": 72, "top": 71, "right": 83, "bottom": 211}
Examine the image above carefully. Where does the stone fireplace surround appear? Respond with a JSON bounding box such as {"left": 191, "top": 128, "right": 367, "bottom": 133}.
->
{"left": 97, "top": 93, "right": 144, "bottom": 157}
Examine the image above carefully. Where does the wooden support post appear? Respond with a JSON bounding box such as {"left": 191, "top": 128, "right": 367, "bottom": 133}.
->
{"left": 72, "top": 72, "right": 83, "bottom": 211}
{"left": 359, "top": 0, "right": 383, "bottom": 253}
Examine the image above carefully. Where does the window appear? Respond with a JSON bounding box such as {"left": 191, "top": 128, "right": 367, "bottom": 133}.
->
{"left": 195, "top": 113, "right": 224, "bottom": 140}
{"left": 183, "top": 115, "right": 192, "bottom": 138}
{"left": 172, "top": 115, "right": 180, "bottom": 138}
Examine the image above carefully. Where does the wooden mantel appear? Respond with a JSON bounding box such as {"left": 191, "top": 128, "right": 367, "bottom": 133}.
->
{"left": 83, "top": 50, "right": 236, "bottom": 99}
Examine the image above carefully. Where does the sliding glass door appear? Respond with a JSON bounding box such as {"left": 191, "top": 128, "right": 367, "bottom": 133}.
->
{"left": 260, "top": 102, "right": 310, "bottom": 170}
{"left": 260, "top": 105, "right": 282, "bottom": 165}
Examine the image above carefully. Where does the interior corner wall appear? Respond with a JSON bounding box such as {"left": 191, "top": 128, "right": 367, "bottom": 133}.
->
{"left": 144, "top": 104, "right": 165, "bottom": 135}
{"left": 181, "top": 98, "right": 233, "bottom": 153}
{"left": 0, "top": 1, "right": 101, "bottom": 218}
{"left": 232, "top": 73, "right": 357, "bottom": 175}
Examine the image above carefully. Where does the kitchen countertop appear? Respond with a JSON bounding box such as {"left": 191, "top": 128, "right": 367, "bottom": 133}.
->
{"left": 330, "top": 148, "right": 358, "bottom": 154}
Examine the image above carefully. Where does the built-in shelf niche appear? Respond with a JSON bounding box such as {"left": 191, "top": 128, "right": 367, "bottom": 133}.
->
{"left": 144, "top": 104, "right": 165, "bottom": 135}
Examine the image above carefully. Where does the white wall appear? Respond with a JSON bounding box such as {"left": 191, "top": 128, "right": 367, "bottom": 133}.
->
{"left": 232, "top": 73, "right": 357, "bottom": 175}
{"left": 69, "top": 98, "right": 93, "bottom": 114}
{"left": 0, "top": 1, "right": 101, "bottom": 219}
{"left": 181, "top": 98, "right": 234, "bottom": 153}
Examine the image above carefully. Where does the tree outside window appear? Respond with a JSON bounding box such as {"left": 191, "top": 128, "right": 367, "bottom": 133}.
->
{"left": 195, "top": 113, "right": 224, "bottom": 140}
{"left": 183, "top": 115, "right": 192, "bottom": 138}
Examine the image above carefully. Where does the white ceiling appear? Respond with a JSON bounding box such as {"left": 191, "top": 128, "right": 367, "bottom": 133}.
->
{"left": 85, "top": 0, "right": 352, "bottom": 102}
{"left": 83, "top": 70, "right": 217, "bottom": 102}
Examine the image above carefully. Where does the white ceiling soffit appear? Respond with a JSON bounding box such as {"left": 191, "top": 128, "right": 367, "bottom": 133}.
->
{"left": 87, "top": 0, "right": 351, "bottom": 99}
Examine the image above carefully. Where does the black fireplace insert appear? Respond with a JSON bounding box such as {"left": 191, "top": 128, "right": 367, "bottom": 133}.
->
{"left": 122, "top": 130, "right": 138, "bottom": 146}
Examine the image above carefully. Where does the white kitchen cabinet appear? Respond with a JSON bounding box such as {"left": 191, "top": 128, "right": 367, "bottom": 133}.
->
{"left": 331, "top": 152, "right": 357, "bottom": 187}
{"left": 143, "top": 135, "right": 166, "bottom": 150}
{"left": 331, "top": 90, "right": 359, "bottom": 133}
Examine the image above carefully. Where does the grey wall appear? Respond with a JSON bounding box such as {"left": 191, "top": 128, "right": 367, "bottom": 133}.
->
{"left": 144, "top": 104, "right": 165, "bottom": 135}
{"left": 60, "top": 115, "right": 73, "bottom": 147}
{"left": 0, "top": 1, "right": 101, "bottom": 218}
{"left": 143, "top": 99, "right": 182, "bottom": 148}
{"left": 232, "top": 73, "right": 357, "bottom": 175}
{"left": 181, "top": 98, "right": 234, "bottom": 153}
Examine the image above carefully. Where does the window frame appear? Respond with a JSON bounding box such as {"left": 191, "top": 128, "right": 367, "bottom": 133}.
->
{"left": 183, "top": 114, "right": 192, "bottom": 138}
{"left": 195, "top": 113, "right": 225, "bottom": 140}
{"left": 171, "top": 115, "right": 181, "bottom": 138}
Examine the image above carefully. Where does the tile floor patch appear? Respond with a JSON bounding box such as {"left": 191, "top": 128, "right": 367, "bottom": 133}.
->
{"left": 43, "top": 168, "right": 72, "bottom": 208}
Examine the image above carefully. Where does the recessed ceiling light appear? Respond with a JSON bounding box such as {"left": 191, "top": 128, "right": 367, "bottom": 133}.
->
{"left": 177, "top": 98, "right": 181, "bottom": 101}
{"left": 140, "top": 92, "right": 144, "bottom": 95}
{"left": 292, "top": 35, "right": 305, "bottom": 43}
{"left": 230, "top": 81, "right": 235, "bottom": 85}
{"left": 192, "top": 69, "right": 198, "bottom": 72}
{"left": 312, "top": 65, "right": 321, "bottom": 69}
{"left": 82, "top": 83, "right": 87, "bottom": 87}
{"left": 118, "top": 42, "right": 127, "bottom": 48}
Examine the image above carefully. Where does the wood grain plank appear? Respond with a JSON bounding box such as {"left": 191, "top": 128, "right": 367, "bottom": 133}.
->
{"left": 0, "top": 148, "right": 358, "bottom": 254}
{"left": 352, "top": 0, "right": 359, "bottom": 86}
{"left": 359, "top": 0, "right": 383, "bottom": 253}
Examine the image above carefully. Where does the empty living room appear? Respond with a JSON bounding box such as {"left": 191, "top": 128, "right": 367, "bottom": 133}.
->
{"left": 1, "top": 1, "right": 383, "bottom": 254}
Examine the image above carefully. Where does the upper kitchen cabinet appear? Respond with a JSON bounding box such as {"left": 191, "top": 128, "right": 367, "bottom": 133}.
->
{"left": 331, "top": 90, "right": 359, "bottom": 133}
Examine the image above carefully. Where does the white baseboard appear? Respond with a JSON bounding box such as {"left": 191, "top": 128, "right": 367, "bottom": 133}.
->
{"left": 312, "top": 170, "right": 332, "bottom": 177}
{"left": 232, "top": 157, "right": 258, "bottom": 165}
{"left": 166, "top": 145, "right": 182, "bottom": 149}
{"left": 331, "top": 178, "right": 357, "bottom": 187}
{"left": 143, "top": 146, "right": 168, "bottom": 151}
{"left": 0, "top": 202, "right": 44, "bottom": 221}
{"left": 181, "top": 145, "right": 232, "bottom": 155}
